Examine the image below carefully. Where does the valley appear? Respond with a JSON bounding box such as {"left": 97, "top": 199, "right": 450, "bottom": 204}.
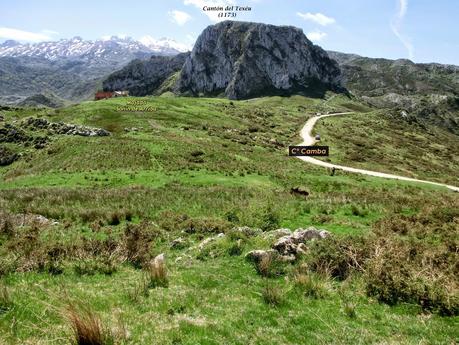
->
{"left": 0, "top": 95, "right": 458, "bottom": 344}
{"left": 0, "top": 15, "right": 458, "bottom": 345}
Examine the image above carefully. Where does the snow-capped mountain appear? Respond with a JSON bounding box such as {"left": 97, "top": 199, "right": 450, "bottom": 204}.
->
{"left": 139, "top": 36, "right": 191, "bottom": 56}
{"left": 0, "top": 35, "right": 190, "bottom": 60}
{"left": 0, "top": 35, "right": 192, "bottom": 106}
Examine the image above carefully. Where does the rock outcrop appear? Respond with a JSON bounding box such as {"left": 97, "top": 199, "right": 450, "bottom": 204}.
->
{"left": 103, "top": 53, "right": 189, "bottom": 96}
{"left": 175, "top": 21, "right": 343, "bottom": 99}
{"left": 23, "top": 117, "right": 110, "bottom": 137}
{"left": 272, "top": 227, "right": 330, "bottom": 256}
{"left": 245, "top": 226, "right": 331, "bottom": 263}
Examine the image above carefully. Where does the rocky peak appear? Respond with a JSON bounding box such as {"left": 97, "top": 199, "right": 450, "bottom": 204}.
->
{"left": 175, "top": 21, "right": 343, "bottom": 99}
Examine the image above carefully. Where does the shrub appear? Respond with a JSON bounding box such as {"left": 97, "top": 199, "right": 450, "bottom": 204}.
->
{"left": 73, "top": 257, "right": 117, "bottom": 276}
{"left": 365, "top": 240, "right": 459, "bottom": 316}
{"left": 259, "top": 206, "right": 280, "bottom": 232}
{"left": 293, "top": 273, "right": 327, "bottom": 299}
{"left": 65, "top": 303, "right": 115, "bottom": 345}
{"left": 366, "top": 207, "right": 459, "bottom": 315}
{"left": 181, "top": 217, "right": 231, "bottom": 235}
{"left": 306, "top": 236, "right": 370, "bottom": 280}
{"left": 0, "top": 283, "right": 13, "bottom": 313}
{"left": 124, "top": 222, "right": 157, "bottom": 268}
{"left": 0, "top": 212, "right": 15, "bottom": 237}
{"left": 262, "top": 284, "right": 283, "bottom": 307}
{"left": 107, "top": 212, "right": 121, "bottom": 226}
{"left": 126, "top": 277, "right": 150, "bottom": 303}
{"left": 227, "top": 240, "right": 243, "bottom": 256}
{"left": 255, "top": 254, "right": 287, "bottom": 278}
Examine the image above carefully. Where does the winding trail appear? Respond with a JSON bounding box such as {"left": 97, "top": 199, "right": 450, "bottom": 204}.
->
{"left": 297, "top": 112, "right": 459, "bottom": 192}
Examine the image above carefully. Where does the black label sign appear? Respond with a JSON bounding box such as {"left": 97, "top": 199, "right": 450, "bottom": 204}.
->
{"left": 289, "top": 146, "right": 329, "bottom": 156}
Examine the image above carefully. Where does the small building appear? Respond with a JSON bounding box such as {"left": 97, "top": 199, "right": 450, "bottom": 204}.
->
{"left": 315, "top": 134, "right": 321, "bottom": 141}
{"left": 113, "top": 90, "right": 130, "bottom": 97}
{"left": 95, "top": 91, "right": 113, "bottom": 100}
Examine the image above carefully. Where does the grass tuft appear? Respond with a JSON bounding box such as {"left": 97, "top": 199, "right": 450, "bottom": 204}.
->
{"left": 262, "top": 283, "right": 283, "bottom": 307}
{"left": 65, "top": 303, "right": 115, "bottom": 345}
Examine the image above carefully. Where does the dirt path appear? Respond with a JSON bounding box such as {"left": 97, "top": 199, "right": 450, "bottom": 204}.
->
{"left": 297, "top": 112, "right": 459, "bottom": 192}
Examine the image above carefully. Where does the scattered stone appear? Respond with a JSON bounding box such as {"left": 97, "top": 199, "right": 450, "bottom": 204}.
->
{"left": 231, "top": 226, "right": 263, "bottom": 237}
{"left": 9, "top": 213, "right": 58, "bottom": 227}
{"left": 245, "top": 249, "right": 278, "bottom": 264}
{"left": 171, "top": 237, "right": 186, "bottom": 249}
{"left": 198, "top": 233, "right": 225, "bottom": 250}
{"left": 272, "top": 227, "right": 330, "bottom": 256}
{"left": 0, "top": 124, "right": 30, "bottom": 143}
{"left": 152, "top": 253, "right": 165, "bottom": 267}
{"left": 23, "top": 117, "right": 111, "bottom": 137}
{"left": 0, "top": 114, "right": 4, "bottom": 121}
{"left": 262, "top": 228, "right": 292, "bottom": 240}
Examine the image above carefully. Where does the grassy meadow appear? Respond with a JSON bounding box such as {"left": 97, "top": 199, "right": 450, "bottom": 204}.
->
{"left": 0, "top": 94, "right": 458, "bottom": 344}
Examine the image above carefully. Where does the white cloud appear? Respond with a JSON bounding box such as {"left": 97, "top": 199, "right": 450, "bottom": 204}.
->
{"left": 0, "top": 27, "right": 52, "bottom": 42}
{"left": 168, "top": 10, "right": 192, "bottom": 26}
{"left": 297, "top": 12, "right": 335, "bottom": 26}
{"left": 390, "top": 0, "right": 414, "bottom": 60}
{"left": 307, "top": 30, "right": 327, "bottom": 42}
{"left": 42, "top": 29, "right": 59, "bottom": 35}
{"left": 184, "top": 0, "right": 236, "bottom": 22}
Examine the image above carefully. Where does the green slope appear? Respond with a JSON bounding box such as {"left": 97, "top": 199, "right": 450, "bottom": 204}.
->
{"left": 0, "top": 95, "right": 457, "bottom": 344}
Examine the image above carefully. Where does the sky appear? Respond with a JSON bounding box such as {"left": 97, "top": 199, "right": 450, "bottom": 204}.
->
{"left": 0, "top": 0, "right": 458, "bottom": 64}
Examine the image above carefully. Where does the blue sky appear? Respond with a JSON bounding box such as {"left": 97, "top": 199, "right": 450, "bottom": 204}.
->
{"left": 0, "top": 0, "right": 458, "bottom": 64}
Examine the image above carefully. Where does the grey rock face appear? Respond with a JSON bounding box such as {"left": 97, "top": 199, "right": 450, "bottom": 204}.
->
{"left": 103, "top": 53, "right": 189, "bottom": 96}
{"left": 176, "top": 21, "right": 343, "bottom": 99}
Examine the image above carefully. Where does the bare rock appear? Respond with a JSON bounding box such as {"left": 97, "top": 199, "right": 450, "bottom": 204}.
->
{"left": 153, "top": 253, "right": 165, "bottom": 267}
{"left": 245, "top": 249, "right": 278, "bottom": 264}
{"left": 198, "top": 233, "right": 225, "bottom": 250}
{"left": 170, "top": 237, "right": 186, "bottom": 249}
{"left": 262, "top": 228, "right": 292, "bottom": 240}
{"left": 175, "top": 21, "right": 343, "bottom": 100}
{"left": 231, "top": 226, "right": 262, "bottom": 237}
{"left": 272, "top": 227, "right": 331, "bottom": 256}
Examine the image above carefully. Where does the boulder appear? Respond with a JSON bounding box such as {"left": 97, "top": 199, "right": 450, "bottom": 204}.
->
{"left": 152, "top": 253, "right": 165, "bottom": 267}
{"left": 272, "top": 227, "right": 331, "bottom": 256}
{"left": 262, "top": 228, "right": 292, "bottom": 240}
{"left": 245, "top": 249, "right": 278, "bottom": 263}
{"left": 170, "top": 237, "right": 186, "bottom": 249}
{"left": 198, "top": 233, "right": 225, "bottom": 250}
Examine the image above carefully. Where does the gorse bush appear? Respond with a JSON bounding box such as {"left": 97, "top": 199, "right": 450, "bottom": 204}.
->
{"left": 305, "top": 205, "right": 459, "bottom": 315}
{"left": 306, "top": 235, "right": 370, "bottom": 280}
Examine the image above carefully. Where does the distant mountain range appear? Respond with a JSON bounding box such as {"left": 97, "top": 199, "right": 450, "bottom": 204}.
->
{"left": 0, "top": 35, "right": 189, "bottom": 60}
{"left": 0, "top": 24, "right": 458, "bottom": 134}
{"left": 0, "top": 36, "right": 190, "bottom": 105}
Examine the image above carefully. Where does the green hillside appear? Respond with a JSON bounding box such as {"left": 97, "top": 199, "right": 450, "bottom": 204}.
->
{"left": 0, "top": 95, "right": 458, "bottom": 344}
